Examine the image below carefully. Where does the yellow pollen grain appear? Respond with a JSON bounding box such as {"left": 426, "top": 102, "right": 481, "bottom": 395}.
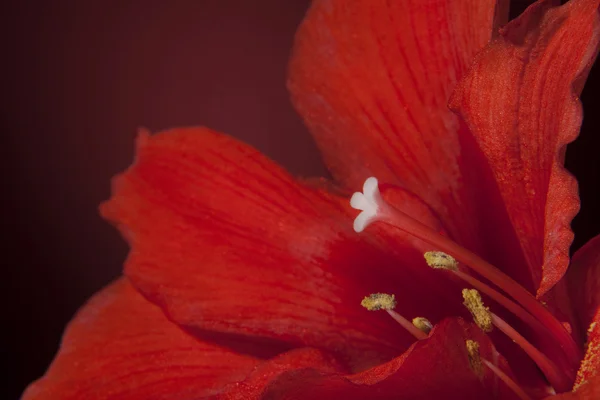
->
{"left": 462, "top": 289, "right": 493, "bottom": 332}
{"left": 466, "top": 340, "right": 484, "bottom": 379}
{"left": 361, "top": 293, "right": 397, "bottom": 311}
{"left": 424, "top": 251, "right": 458, "bottom": 271}
{"left": 412, "top": 317, "right": 433, "bottom": 334}
{"left": 573, "top": 320, "right": 599, "bottom": 391}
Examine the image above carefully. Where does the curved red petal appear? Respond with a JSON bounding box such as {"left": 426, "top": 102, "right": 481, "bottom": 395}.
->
{"left": 546, "top": 376, "right": 600, "bottom": 399}
{"left": 102, "top": 128, "right": 462, "bottom": 369}
{"left": 569, "top": 235, "right": 600, "bottom": 330}
{"left": 567, "top": 235, "right": 600, "bottom": 388}
{"left": 100, "top": 127, "right": 472, "bottom": 372}
{"left": 217, "top": 348, "right": 346, "bottom": 400}
{"left": 573, "top": 313, "right": 600, "bottom": 392}
{"left": 288, "top": 0, "right": 500, "bottom": 192}
{"left": 287, "top": 0, "right": 539, "bottom": 282}
{"left": 450, "top": 0, "right": 600, "bottom": 297}
{"left": 21, "top": 278, "right": 259, "bottom": 400}
{"left": 260, "top": 319, "right": 528, "bottom": 400}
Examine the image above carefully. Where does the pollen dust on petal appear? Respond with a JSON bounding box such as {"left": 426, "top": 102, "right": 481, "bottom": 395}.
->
{"left": 574, "top": 316, "right": 600, "bottom": 391}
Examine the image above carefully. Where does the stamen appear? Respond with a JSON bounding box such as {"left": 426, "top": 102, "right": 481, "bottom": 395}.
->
{"left": 426, "top": 251, "right": 574, "bottom": 377}
{"left": 452, "top": 268, "right": 549, "bottom": 338}
{"left": 424, "top": 251, "right": 458, "bottom": 271}
{"left": 462, "top": 289, "right": 570, "bottom": 392}
{"left": 361, "top": 293, "right": 397, "bottom": 311}
{"left": 350, "top": 177, "right": 580, "bottom": 367}
{"left": 462, "top": 289, "right": 493, "bottom": 332}
{"left": 490, "top": 312, "right": 570, "bottom": 393}
{"left": 491, "top": 346, "right": 500, "bottom": 397}
{"left": 466, "top": 340, "right": 533, "bottom": 400}
{"left": 412, "top": 317, "right": 433, "bottom": 334}
{"left": 387, "top": 310, "right": 429, "bottom": 340}
{"left": 361, "top": 293, "right": 428, "bottom": 340}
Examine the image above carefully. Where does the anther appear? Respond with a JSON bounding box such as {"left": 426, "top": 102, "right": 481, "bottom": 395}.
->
{"left": 412, "top": 317, "right": 433, "bottom": 334}
{"left": 462, "top": 290, "right": 570, "bottom": 392}
{"left": 424, "top": 251, "right": 458, "bottom": 271}
{"left": 361, "top": 293, "right": 397, "bottom": 311}
{"left": 426, "top": 251, "right": 575, "bottom": 380}
{"left": 466, "top": 340, "right": 483, "bottom": 379}
{"left": 462, "top": 289, "right": 493, "bottom": 332}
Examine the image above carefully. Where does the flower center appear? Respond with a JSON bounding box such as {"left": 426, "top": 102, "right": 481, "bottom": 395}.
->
{"left": 362, "top": 293, "right": 534, "bottom": 400}
{"left": 351, "top": 177, "right": 581, "bottom": 394}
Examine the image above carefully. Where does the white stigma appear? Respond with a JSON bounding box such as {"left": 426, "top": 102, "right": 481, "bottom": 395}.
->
{"left": 350, "top": 177, "right": 385, "bottom": 233}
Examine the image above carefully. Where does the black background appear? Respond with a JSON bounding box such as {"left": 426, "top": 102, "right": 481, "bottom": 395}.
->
{"left": 3, "top": 1, "right": 598, "bottom": 398}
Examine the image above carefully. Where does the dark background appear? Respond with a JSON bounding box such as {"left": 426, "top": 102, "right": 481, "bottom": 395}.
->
{"left": 3, "top": 1, "right": 598, "bottom": 398}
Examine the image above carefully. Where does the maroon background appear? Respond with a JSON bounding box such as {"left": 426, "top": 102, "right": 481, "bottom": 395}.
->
{"left": 3, "top": 1, "right": 598, "bottom": 398}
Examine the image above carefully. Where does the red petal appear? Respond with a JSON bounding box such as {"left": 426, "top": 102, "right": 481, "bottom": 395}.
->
{"left": 100, "top": 127, "right": 467, "bottom": 372}
{"left": 450, "top": 0, "right": 600, "bottom": 296}
{"left": 546, "top": 377, "right": 600, "bottom": 399}
{"left": 287, "top": 0, "right": 538, "bottom": 284}
{"left": 569, "top": 235, "right": 600, "bottom": 330}
{"left": 217, "top": 348, "right": 346, "bottom": 399}
{"left": 567, "top": 235, "right": 600, "bottom": 388}
{"left": 288, "top": 0, "right": 501, "bottom": 192}
{"left": 573, "top": 314, "right": 600, "bottom": 393}
{"left": 258, "top": 319, "right": 524, "bottom": 400}
{"left": 21, "top": 278, "right": 259, "bottom": 400}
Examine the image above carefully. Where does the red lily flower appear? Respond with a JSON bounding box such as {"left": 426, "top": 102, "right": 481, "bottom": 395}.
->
{"left": 22, "top": 0, "right": 600, "bottom": 399}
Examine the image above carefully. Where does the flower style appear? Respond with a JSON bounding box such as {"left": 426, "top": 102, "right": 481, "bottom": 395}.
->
{"left": 22, "top": 0, "right": 600, "bottom": 399}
